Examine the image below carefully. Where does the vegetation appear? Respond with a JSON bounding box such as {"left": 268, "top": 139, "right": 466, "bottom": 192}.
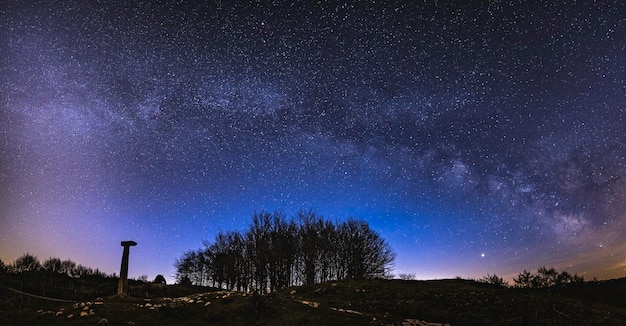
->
{"left": 3, "top": 254, "right": 109, "bottom": 278}
{"left": 512, "top": 266, "right": 584, "bottom": 288}
{"left": 154, "top": 274, "right": 167, "bottom": 285}
{"left": 479, "top": 273, "right": 507, "bottom": 287}
{"left": 0, "top": 254, "right": 151, "bottom": 301}
{"left": 174, "top": 210, "right": 396, "bottom": 293}
{"left": 1, "top": 215, "right": 624, "bottom": 325}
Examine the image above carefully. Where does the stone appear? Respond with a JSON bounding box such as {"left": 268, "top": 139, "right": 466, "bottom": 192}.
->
{"left": 117, "top": 240, "right": 137, "bottom": 295}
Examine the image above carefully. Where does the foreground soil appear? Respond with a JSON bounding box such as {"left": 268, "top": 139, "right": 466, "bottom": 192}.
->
{"left": 3, "top": 278, "right": 626, "bottom": 325}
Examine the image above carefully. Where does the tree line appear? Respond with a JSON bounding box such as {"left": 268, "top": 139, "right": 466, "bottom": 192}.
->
{"left": 174, "top": 210, "right": 396, "bottom": 293}
{"left": 0, "top": 253, "right": 109, "bottom": 278}
{"left": 512, "top": 266, "right": 584, "bottom": 288}
{"left": 479, "top": 266, "right": 585, "bottom": 288}
{"left": 0, "top": 254, "right": 115, "bottom": 299}
{"left": 0, "top": 254, "right": 170, "bottom": 300}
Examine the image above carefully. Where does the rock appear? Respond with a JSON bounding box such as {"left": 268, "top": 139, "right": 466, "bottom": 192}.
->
{"left": 80, "top": 311, "right": 89, "bottom": 317}
{"left": 300, "top": 300, "right": 320, "bottom": 308}
{"left": 204, "top": 301, "right": 211, "bottom": 306}
{"left": 401, "top": 319, "right": 451, "bottom": 326}
{"left": 96, "top": 318, "right": 109, "bottom": 325}
{"left": 290, "top": 290, "right": 296, "bottom": 295}
{"left": 67, "top": 313, "right": 74, "bottom": 319}
{"left": 56, "top": 311, "right": 64, "bottom": 316}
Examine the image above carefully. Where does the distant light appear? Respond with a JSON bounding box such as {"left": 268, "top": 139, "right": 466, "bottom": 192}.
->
{"left": 481, "top": 253, "right": 485, "bottom": 258}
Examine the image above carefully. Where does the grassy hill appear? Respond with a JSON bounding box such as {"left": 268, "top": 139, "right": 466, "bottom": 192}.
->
{"left": 3, "top": 278, "right": 626, "bottom": 325}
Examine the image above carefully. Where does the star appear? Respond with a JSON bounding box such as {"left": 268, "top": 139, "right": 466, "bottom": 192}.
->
{"left": 0, "top": 0, "right": 625, "bottom": 283}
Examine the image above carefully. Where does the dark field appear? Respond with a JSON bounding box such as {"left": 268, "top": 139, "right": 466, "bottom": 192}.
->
{"left": 3, "top": 277, "right": 626, "bottom": 325}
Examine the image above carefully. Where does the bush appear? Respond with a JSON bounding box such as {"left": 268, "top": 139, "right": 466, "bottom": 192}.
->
{"left": 154, "top": 274, "right": 167, "bottom": 284}
{"left": 480, "top": 274, "right": 507, "bottom": 287}
{"left": 513, "top": 267, "right": 584, "bottom": 288}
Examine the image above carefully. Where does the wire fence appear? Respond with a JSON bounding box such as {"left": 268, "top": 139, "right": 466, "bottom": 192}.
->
{"left": 4, "top": 286, "right": 77, "bottom": 303}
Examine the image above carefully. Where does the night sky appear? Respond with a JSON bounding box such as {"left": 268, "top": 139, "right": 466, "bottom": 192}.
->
{"left": 1, "top": 0, "right": 625, "bottom": 284}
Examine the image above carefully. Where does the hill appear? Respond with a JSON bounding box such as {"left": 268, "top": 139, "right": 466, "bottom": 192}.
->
{"left": 3, "top": 278, "right": 626, "bottom": 325}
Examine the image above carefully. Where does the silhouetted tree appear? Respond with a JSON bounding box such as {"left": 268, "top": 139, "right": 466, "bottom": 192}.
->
{"left": 72, "top": 264, "right": 93, "bottom": 278}
{"left": 60, "top": 259, "right": 77, "bottom": 277}
{"left": 174, "top": 250, "right": 207, "bottom": 286}
{"left": 12, "top": 253, "right": 41, "bottom": 273}
{"left": 0, "top": 259, "right": 7, "bottom": 283}
{"left": 533, "top": 266, "right": 558, "bottom": 288}
{"left": 179, "top": 275, "right": 192, "bottom": 286}
{"left": 338, "top": 219, "right": 395, "bottom": 279}
{"left": 248, "top": 212, "right": 272, "bottom": 293}
{"left": 267, "top": 212, "right": 298, "bottom": 291}
{"left": 397, "top": 273, "right": 416, "bottom": 280}
{"left": 175, "top": 210, "right": 396, "bottom": 293}
{"left": 297, "top": 210, "right": 323, "bottom": 285}
{"left": 480, "top": 273, "right": 507, "bottom": 287}
{"left": 204, "top": 230, "right": 248, "bottom": 290}
{"left": 513, "top": 267, "right": 584, "bottom": 289}
{"left": 513, "top": 269, "right": 533, "bottom": 288}
{"left": 43, "top": 257, "right": 63, "bottom": 274}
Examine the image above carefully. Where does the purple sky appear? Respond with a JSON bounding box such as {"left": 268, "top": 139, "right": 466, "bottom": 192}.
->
{"left": 1, "top": 0, "right": 625, "bottom": 284}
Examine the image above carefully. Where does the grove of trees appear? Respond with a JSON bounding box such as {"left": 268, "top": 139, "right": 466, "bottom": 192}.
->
{"left": 0, "top": 254, "right": 115, "bottom": 299}
{"left": 1, "top": 253, "right": 109, "bottom": 278}
{"left": 174, "top": 210, "right": 396, "bottom": 293}
{"left": 0, "top": 254, "right": 168, "bottom": 299}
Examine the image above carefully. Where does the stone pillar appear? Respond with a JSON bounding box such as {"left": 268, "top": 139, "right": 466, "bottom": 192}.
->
{"left": 117, "top": 240, "right": 137, "bottom": 295}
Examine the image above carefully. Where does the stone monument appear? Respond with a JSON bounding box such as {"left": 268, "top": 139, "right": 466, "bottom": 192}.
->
{"left": 117, "top": 240, "right": 137, "bottom": 295}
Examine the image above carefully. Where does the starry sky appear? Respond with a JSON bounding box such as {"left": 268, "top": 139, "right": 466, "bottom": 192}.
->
{"left": 1, "top": 0, "right": 625, "bottom": 284}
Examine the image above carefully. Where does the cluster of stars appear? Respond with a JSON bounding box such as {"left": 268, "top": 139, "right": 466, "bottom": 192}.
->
{"left": 0, "top": 0, "right": 625, "bottom": 281}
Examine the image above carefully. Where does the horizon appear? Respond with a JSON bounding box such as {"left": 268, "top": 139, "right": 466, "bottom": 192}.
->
{"left": 1, "top": 212, "right": 622, "bottom": 286}
{"left": 1, "top": 1, "right": 625, "bottom": 287}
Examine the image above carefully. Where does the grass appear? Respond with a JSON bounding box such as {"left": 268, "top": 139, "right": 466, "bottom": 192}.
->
{"left": 3, "top": 278, "right": 626, "bottom": 325}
